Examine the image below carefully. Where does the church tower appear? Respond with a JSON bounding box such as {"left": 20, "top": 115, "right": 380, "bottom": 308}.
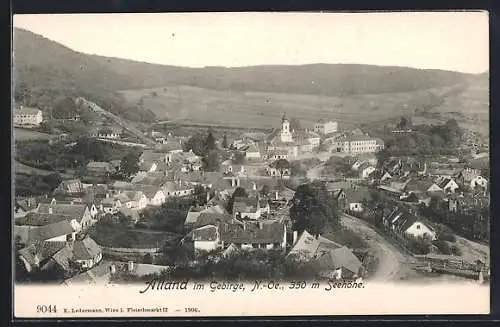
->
{"left": 280, "top": 113, "right": 293, "bottom": 143}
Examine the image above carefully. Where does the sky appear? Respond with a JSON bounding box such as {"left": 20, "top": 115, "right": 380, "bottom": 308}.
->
{"left": 13, "top": 12, "right": 489, "bottom": 74}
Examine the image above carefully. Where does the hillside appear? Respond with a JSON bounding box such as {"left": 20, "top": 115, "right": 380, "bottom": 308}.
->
{"left": 14, "top": 27, "right": 485, "bottom": 125}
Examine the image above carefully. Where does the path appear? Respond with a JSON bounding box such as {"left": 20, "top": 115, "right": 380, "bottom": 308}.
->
{"left": 340, "top": 213, "right": 413, "bottom": 282}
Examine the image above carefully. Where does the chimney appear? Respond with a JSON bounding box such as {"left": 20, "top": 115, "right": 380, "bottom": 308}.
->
{"left": 275, "top": 191, "right": 279, "bottom": 201}
{"left": 110, "top": 264, "right": 116, "bottom": 275}
{"left": 106, "top": 193, "right": 109, "bottom": 199}
{"left": 128, "top": 261, "right": 134, "bottom": 272}
{"left": 293, "top": 230, "right": 298, "bottom": 244}
{"left": 206, "top": 191, "right": 210, "bottom": 203}
{"left": 231, "top": 178, "right": 236, "bottom": 187}
{"left": 252, "top": 182, "right": 257, "bottom": 191}
{"left": 259, "top": 222, "right": 263, "bottom": 229}
{"left": 48, "top": 207, "right": 53, "bottom": 214}
{"left": 236, "top": 178, "right": 240, "bottom": 187}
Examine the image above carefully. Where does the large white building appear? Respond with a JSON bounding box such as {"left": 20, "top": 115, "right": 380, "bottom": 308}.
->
{"left": 314, "top": 120, "right": 338, "bottom": 135}
{"left": 333, "top": 134, "right": 384, "bottom": 154}
{"left": 14, "top": 106, "right": 43, "bottom": 127}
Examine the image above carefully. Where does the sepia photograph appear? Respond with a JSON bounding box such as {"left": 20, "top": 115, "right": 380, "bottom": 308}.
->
{"left": 12, "top": 11, "right": 490, "bottom": 317}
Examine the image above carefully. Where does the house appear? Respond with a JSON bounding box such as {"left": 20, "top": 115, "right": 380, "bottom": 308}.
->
{"left": 55, "top": 179, "right": 84, "bottom": 195}
{"left": 267, "top": 150, "right": 289, "bottom": 161}
{"left": 266, "top": 160, "right": 291, "bottom": 178}
{"left": 139, "top": 150, "right": 169, "bottom": 164}
{"left": 37, "top": 202, "right": 93, "bottom": 229}
{"left": 89, "top": 126, "right": 123, "bottom": 139}
{"left": 333, "top": 134, "right": 384, "bottom": 153}
{"left": 191, "top": 225, "right": 221, "bottom": 252}
{"left": 351, "top": 160, "right": 365, "bottom": 171}
{"left": 383, "top": 207, "right": 436, "bottom": 240}
{"left": 223, "top": 164, "right": 247, "bottom": 177}
{"left": 436, "top": 177, "right": 459, "bottom": 194}
{"left": 360, "top": 165, "right": 376, "bottom": 180}
{"left": 315, "top": 246, "right": 363, "bottom": 280}
{"left": 86, "top": 162, "right": 115, "bottom": 177}
{"left": 16, "top": 211, "right": 82, "bottom": 232}
{"left": 470, "top": 176, "right": 488, "bottom": 189}
{"left": 219, "top": 221, "right": 287, "bottom": 250}
{"left": 14, "top": 106, "right": 43, "bottom": 127}
{"left": 136, "top": 186, "right": 166, "bottom": 206}
{"left": 120, "top": 191, "right": 148, "bottom": 210}
{"left": 72, "top": 237, "right": 103, "bottom": 270}
{"left": 18, "top": 236, "right": 102, "bottom": 275}
{"left": 14, "top": 197, "right": 39, "bottom": 218}
{"left": 232, "top": 196, "right": 267, "bottom": 220}
{"left": 163, "top": 180, "right": 195, "bottom": 198}
{"left": 14, "top": 220, "right": 77, "bottom": 244}
{"left": 287, "top": 230, "right": 342, "bottom": 261}
{"left": 314, "top": 120, "right": 338, "bottom": 135}
{"left": 184, "top": 204, "right": 228, "bottom": 227}
{"left": 101, "top": 197, "right": 121, "bottom": 214}
{"left": 343, "top": 186, "right": 370, "bottom": 213}
{"left": 244, "top": 142, "right": 262, "bottom": 160}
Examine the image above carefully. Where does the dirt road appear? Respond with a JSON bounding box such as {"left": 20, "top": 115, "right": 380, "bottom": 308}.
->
{"left": 340, "top": 213, "right": 413, "bottom": 282}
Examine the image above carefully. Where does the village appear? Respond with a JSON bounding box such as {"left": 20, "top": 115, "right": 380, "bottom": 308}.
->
{"left": 13, "top": 99, "right": 490, "bottom": 285}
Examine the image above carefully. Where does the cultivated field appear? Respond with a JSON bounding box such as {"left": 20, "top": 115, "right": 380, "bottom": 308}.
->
{"left": 119, "top": 81, "right": 488, "bottom": 132}
{"left": 13, "top": 128, "right": 53, "bottom": 141}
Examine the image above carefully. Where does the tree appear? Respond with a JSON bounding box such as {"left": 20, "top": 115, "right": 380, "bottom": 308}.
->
{"left": 260, "top": 184, "right": 271, "bottom": 196}
{"left": 274, "top": 159, "right": 290, "bottom": 179}
{"left": 193, "top": 184, "right": 208, "bottom": 206}
{"left": 289, "top": 181, "right": 339, "bottom": 236}
{"left": 289, "top": 118, "right": 302, "bottom": 131}
{"left": 52, "top": 97, "right": 78, "bottom": 119}
{"left": 202, "top": 150, "right": 220, "bottom": 172}
{"left": 184, "top": 133, "right": 206, "bottom": 156}
{"left": 227, "top": 187, "right": 248, "bottom": 214}
{"left": 120, "top": 151, "right": 140, "bottom": 179}
{"left": 233, "top": 151, "right": 245, "bottom": 165}
{"left": 205, "top": 131, "right": 216, "bottom": 152}
{"left": 222, "top": 133, "right": 228, "bottom": 149}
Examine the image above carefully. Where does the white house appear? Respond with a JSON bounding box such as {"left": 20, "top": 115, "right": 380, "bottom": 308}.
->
{"left": 101, "top": 198, "right": 121, "bottom": 214}
{"left": 72, "top": 237, "right": 103, "bottom": 269}
{"left": 384, "top": 208, "right": 436, "bottom": 241}
{"left": 140, "top": 187, "right": 166, "bottom": 206}
{"left": 244, "top": 143, "right": 261, "bottom": 160}
{"left": 361, "top": 166, "right": 376, "bottom": 180}
{"left": 471, "top": 176, "right": 488, "bottom": 189}
{"left": 436, "top": 177, "right": 459, "bottom": 194}
{"left": 219, "top": 221, "right": 287, "bottom": 250}
{"left": 191, "top": 225, "right": 221, "bottom": 253}
{"left": 163, "top": 181, "right": 195, "bottom": 198}
{"left": 232, "top": 197, "right": 269, "bottom": 220}
{"left": 404, "top": 220, "right": 436, "bottom": 240}
{"left": 314, "top": 120, "right": 338, "bottom": 135}
{"left": 14, "top": 106, "right": 43, "bottom": 127}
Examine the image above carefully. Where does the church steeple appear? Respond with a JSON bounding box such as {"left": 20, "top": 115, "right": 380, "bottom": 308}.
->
{"left": 282, "top": 112, "right": 288, "bottom": 122}
{"left": 280, "top": 112, "right": 293, "bottom": 143}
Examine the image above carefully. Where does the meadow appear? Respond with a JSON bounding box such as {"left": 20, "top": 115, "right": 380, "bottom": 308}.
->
{"left": 13, "top": 128, "right": 53, "bottom": 141}
{"left": 119, "top": 81, "right": 488, "bottom": 133}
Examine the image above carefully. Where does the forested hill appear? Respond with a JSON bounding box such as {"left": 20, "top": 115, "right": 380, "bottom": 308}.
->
{"left": 14, "top": 27, "right": 480, "bottom": 122}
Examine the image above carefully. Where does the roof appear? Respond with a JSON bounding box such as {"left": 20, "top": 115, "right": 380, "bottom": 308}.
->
{"left": 316, "top": 246, "right": 362, "bottom": 274}
{"left": 140, "top": 150, "right": 166, "bottom": 163}
{"left": 37, "top": 203, "right": 88, "bottom": 221}
{"left": 343, "top": 186, "right": 370, "bottom": 203}
{"left": 139, "top": 161, "right": 156, "bottom": 172}
{"left": 337, "top": 134, "right": 377, "bottom": 143}
{"left": 72, "top": 237, "right": 101, "bottom": 261}
{"left": 15, "top": 197, "right": 39, "bottom": 212}
{"left": 191, "top": 225, "right": 218, "bottom": 242}
{"left": 134, "top": 185, "right": 162, "bottom": 199}
{"left": 14, "top": 220, "right": 74, "bottom": 243}
{"left": 18, "top": 241, "right": 67, "bottom": 267}
{"left": 268, "top": 149, "right": 289, "bottom": 156}
{"left": 288, "top": 230, "right": 342, "bottom": 260}
{"left": 194, "top": 212, "right": 233, "bottom": 228}
{"left": 86, "top": 162, "right": 113, "bottom": 170}
{"left": 233, "top": 197, "right": 259, "bottom": 214}
{"left": 16, "top": 212, "right": 72, "bottom": 226}
{"left": 245, "top": 143, "right": 261, "bottom": 153}
{"left": 220, "top": 221, "right": 285, "bottom": 244}
{"left": 118, "top": 208, "right": 141, "bottom": 221}
{"left": 15, "top": 106, "right": 41, "bottom": 115}
{"left": 437, "top": 177, "right": 454, "bottom": 189}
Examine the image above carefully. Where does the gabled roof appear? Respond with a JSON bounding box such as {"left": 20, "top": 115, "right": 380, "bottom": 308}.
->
{"left": 194, "top": 212, "right": 233, "bottom": 228}
{"left": 14, "top": 220, "right": 74, "bottom": 243}
{"left": 86, "top": 161, "right": 113, "bottom": 169}
{"left": 220, "top": 221, "right": 285, "bottom": 244}
{"left": 138, "top": 161, "right": 156, "bottom": 172}
{"left": 72, "top": 237, "right": 101, "bottom": 261}
{"left": 18, "top": 241, "right": 67, "bottom": 267}
{"left": 15, "top": 106, "right": 41, "bottom": 115}
{"left": 134, "top": 185, "right": 163, "bottom": 199}
{"left": 316, "top": 246, "right": 362, "bottom": 274}
{"left": 343, "top": 186, "right": 370, "bottom": 203}
{"left": 37, "top": 203, "right": 88, "bottom": 222}
{"left": 288, "top": 230, "right": 341, "bottom": 260}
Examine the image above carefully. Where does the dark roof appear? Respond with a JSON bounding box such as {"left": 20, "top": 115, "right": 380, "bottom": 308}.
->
{"left": 220, "top": 221, "right": 285, "bottom": 244}
{"left": 72, "top": 237, "right": 101, "bottom": 261}
{"left": 233, "top": 197, "right": 259, "bottom": 213}
{"left": 37, "top": 203, "right": 88, "bottom": 222}
{"left": 194, "top": 212, "right": 233, "bottom": 228}
{"left": 140, "top": 150, "right": 166, "bottom": 163}
{"left": 14, "top": 220, "right": 74, "bottom": 243}
{"left": 343, "top": 186, "right": 370, "bottom": 203}
{"left": 316, "top": 246, "right": 362, "bottom": 274}
{"left": 15, "top": 197, "right": 39, "bottom": 212}
{"left": 18, "top": 241, "right": 67, "bottom": 267}
{"left": 191, "top": 225, "right": 218, "bottom": 242}
{"left": 16, "top": 212, "right": 72, "bottom": 226}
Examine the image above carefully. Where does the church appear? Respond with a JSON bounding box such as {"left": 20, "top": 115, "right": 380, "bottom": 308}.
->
{"left": 266, "top": 114, "right": 321, "bottom": 160}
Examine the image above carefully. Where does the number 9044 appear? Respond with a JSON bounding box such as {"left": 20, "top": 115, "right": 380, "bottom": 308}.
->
{"left": 36, "top": 305, "right": 57, "bottom": 313}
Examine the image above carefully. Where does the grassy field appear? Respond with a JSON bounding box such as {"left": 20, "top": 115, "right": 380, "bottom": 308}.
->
{"left": 13, "top": 128, "right": 53, "bottom": 141}
{"left": 119, "top": 81, "right": 488, "bottom": 132}
{"left": 14, "top": 160, "right": 54, "bottom": 175}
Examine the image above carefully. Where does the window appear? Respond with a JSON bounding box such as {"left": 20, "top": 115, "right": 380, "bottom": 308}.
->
{"left": 416, "top": 224, "right": 421, "bottom": 230}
